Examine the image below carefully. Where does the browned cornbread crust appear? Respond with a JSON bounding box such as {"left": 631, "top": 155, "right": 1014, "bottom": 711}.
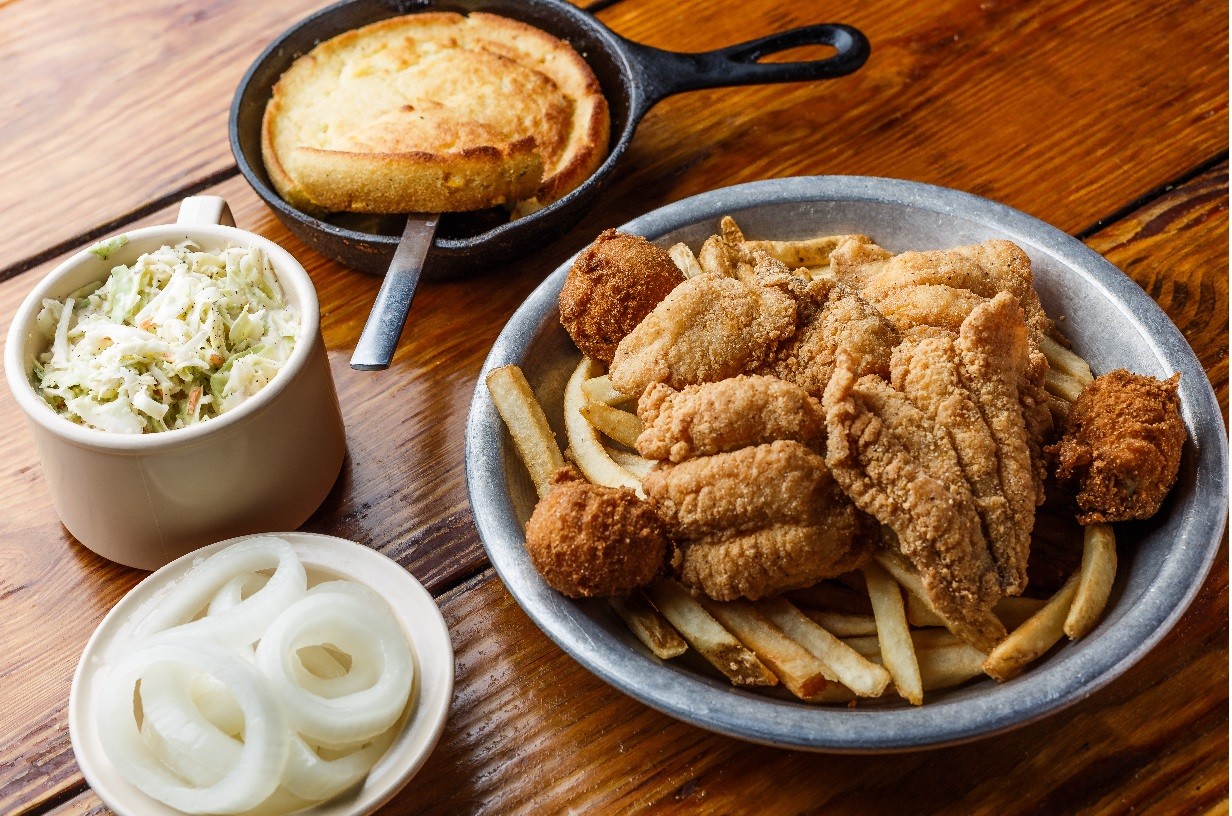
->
{"left": 262, "top": 12, "right": 609, "bottom": 214}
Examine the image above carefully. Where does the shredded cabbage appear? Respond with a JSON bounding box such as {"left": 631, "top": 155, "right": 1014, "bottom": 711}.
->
{"left": 33, "top": 240, "right": 299, "bottom": 433}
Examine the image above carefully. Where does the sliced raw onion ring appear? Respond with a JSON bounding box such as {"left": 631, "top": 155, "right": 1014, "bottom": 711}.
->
{"left": 190, "top": 673, "right": 245, "bottom": 736}
{"left": 133, "top": 537, "right": 306, "bottom": 649}
{"left": 207, "top": 571, "right": 270, "bottom": 616}
{"left": 281, "top": 727, "right": 397, "bottom": 802}
{"left": 256, "top": 591, "right": 413, "bottom": 748}
{"left": 97, "top": 639, "right": 289, "bottom": 814}
{"left": 138, "top": 662, "right": 241, "bottom": 787}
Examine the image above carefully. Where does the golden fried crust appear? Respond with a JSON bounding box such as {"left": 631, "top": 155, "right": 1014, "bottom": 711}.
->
{"left": 822, "top": 358, "right": 1005, "bottom": 645}
{"left": 608, "top": 273, "right": 797, "bottom": 396}
{"left": 680, "top": 519, "right": 869, "bottom": 602}
{"left": 524, "top": 469, "right": 668, "bottom": 598}
{"left": 1048, "top": 370, "right": 1185, "bottom": 523}
{"left": 892, "top": 327, "right": 1028, "bottom": 594}
{"left": 262, "top": 12, "right": 608, "bottom": 213}
{"left": 635, "top": 375, "right": 825, "bottom": 462}
{"left": 761, "top": 285, "right": 899, "bottom": 399}
{"left": 558, "top": 230, "right": 684, "bottom": 365}
{"left": 644, "top": 440, "right": 837, "bottom": 538}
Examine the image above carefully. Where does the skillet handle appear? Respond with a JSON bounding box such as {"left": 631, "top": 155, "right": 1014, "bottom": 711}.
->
{"left": 625, "top": 23, "right": 870, "bottom": 110}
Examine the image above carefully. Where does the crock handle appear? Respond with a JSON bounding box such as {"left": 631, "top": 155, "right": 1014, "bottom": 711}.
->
{"left": 177, "top": 196, "right": 236, "bottom": 227}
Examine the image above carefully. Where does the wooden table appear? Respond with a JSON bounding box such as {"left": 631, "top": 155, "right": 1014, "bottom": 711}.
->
{"left": 0, "top": 0, "right": 1226, "bottom": 813}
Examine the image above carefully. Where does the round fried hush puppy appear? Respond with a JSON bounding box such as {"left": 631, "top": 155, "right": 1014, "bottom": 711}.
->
{"left": 1047, "top": 370, "right": 1185, "bottom": 524}
{"left": 524, "top": 468, "right": 669, "bottom": 597}
{"left": 558, "top": 229, "right": 685, "bottom": 365}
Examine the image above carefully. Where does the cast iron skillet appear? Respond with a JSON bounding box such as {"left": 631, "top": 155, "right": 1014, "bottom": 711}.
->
{"left": 230, "top": 0, "right": 869, "bottom": 278}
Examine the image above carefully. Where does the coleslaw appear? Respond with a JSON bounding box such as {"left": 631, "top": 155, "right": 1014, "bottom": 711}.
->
{"left": 32, "top": 239, "right": 299, "bottom": 433}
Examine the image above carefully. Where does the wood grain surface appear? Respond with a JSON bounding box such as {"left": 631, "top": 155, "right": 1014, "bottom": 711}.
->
{"left": 0, "top": 0, "right": 1226, "bottom": 277}
{"left": 0, "top": 0, "right": 1225, "bottom": 813}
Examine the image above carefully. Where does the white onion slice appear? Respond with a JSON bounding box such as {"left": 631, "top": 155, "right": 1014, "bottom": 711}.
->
{"left": 291, "top": 582, "right": 386, "bottom": 699}
{"left": 281, "top": 727, "right": 397, "bottom": 802}
{"left": 132, "top": 537, "right": 306, "bottom": 649}
{"left": 256, "top": 591, "right": 413, "bottom": 748}
{"left": 191, "top": 673, "right": 245, "bottom": 736}
{"left": 98, "top": 639, "right": 289, "bottom": 814}
{"left": 138, "top": 662, "right": 241, "bottom": 787}
{"left": 207, "top": 571, "right": 270, "bottom": 616}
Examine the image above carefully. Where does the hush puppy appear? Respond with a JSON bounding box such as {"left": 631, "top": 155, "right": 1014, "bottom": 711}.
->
{"left": 558, "top": 229, "right": 685, "bottom": 365}
{"left": 1048, "top": 370, "right": 1185, "bottom": 523}
{"left": 524, "top": 468, "right": 669, "bottom": 598}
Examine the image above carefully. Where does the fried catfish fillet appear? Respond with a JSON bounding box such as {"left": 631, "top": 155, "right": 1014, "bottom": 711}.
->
{"left": 831, "top": 237, "right": 1055, "bottom": 340}
{"left": 636, "top": 375, "right": 825, "bottom": 463}
{"left": 608, "top": 272, "right": 796, "bottom": 396}
{"left": 760, "top": 283, "right": 900, "bottom": 400}
{"left": 643, "top": 439, "right": 866, "bottom": 601}
{"left": 892, "top": 327, "right": 1028, "bottom": 594}
{"left": 822, "top": 356, "right": 1005, "bottom": 650}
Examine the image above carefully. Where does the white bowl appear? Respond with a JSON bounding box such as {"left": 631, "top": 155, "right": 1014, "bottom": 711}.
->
{"left": 3, "top": 197, "right": 346, "bottom": 570}
{"left": 68, "top": 531, "right": 455, "bottom": 816}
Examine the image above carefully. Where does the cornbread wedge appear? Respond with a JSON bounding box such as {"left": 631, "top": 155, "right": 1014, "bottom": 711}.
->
{"left": 262, "top": 12, "right": 609, "bottom": 214}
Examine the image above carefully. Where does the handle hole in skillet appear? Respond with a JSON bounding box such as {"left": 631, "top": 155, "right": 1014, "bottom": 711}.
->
{"left": 755, "top": 44, "right": 839, "bottom": 63}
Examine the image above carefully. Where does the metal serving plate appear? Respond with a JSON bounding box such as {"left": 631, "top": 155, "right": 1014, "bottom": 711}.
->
{"left": 464, "top": 176, "right": 1227, "bottom": 752}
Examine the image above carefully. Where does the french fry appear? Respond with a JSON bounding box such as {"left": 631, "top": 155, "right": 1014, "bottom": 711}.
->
{"left": 1040, "top": 335, "right": 1094, "bottom": 385}
{"left": 863, "top": 561, "right": 923, "bottom": 705}
{"left": 648, "top": 580, "right": 777, "bottom": 687}
{"left": 983, "top": 570, "right": 1082, "bottom": 682}
{"left": 699, "top": 597, "right": 832, "bottom": 699}
{"left": 581, "top": 374, "right": 633, "bottom": 407}
{"left": 719, "top": 215, "right": 745, "bottom": 245}
{"left": 604, "top": 446, "right": 655, "bottom": 479}
{"left": 842, "top": 628, "right": 963, "bottom": 657}
{"left": 563, "top": 357, "right": 642, "bottom": 494}
{"left": 1045, "top": 368, "right": 1086, "bottom": 403}
{"left": 1064, "top": 524, "right": 1117, "bottom": 639}
{"left": 739, "top": 235, "right": 856, "bottom": 268}
{"left": 874, "top": 551, "right": 1006, "bottom": 652}
{"left": 485, "top": 364, "right": 565, "bottom": 498}
{"left": 610, "top": 592, "right": 688, "bottom": 659}
{"left": 668, "top": 242, "right": 704, "bottom": 278}
{"left": 758, "top": 597, "right": 891, "bottom": 698}
{"left": 698, "top": 235, "right": 738, "bottom": 277}
{"left": 917, "top": 644, "right": 988, "bottom": 691}
{"left": 580, "top": 401, "right": 643, "bottom": 449}
{"left": 799, "top": 609, "right": 878, "bottom": 637}
{"left": 904, "top": 591, "right": 944, "bottom": 627}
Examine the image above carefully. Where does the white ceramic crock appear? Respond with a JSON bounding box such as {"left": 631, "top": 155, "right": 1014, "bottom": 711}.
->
{"left": 3, "top": 197, "right": 346, "bottom": 570}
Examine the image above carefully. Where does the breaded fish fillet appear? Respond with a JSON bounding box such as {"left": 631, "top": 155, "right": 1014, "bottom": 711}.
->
{"left": 644, "top": 440, "right": 834, "bottom": 538}
{"left": 761, "top": 284, "right": 899, "bottom": 399}
{"left": 832, "top": 237, "right": 1054, "bottom": 340}
{"left": 823, "top": 358, "right": 1005, "bottom": 650}
{"left": 636, "top": 375, "right": 825, "bottom": 463}
{"left": 680, "top": 520, "right": 869, "bottom": 602}
{"left": 957, "top": 293, "right": 1043, "bottom": 517}
{"left": 892, "top": 327, "right": 1027, "bottom": 593}
{"left": 608, "top": 273, "right": 796, "bottom": 396}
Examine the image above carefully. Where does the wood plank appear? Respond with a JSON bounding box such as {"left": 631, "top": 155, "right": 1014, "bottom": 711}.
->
{"left": 12, "top": 162, "right": 1227, "bottom": 816}
{"left": 0, "top": 0, "right": 1225, "bottom": 275}
{"left": 578, "top": 0, "right": 1228, "bottom": 239}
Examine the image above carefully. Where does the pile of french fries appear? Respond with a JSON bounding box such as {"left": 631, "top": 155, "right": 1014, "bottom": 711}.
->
{"left": 484, "top": 222, "right": 1117, "bottom": 706}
